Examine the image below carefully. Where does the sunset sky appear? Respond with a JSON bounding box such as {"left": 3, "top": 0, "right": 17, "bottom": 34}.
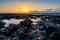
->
{"left": 0, "top": 0, "right": 60, "bottom": 13}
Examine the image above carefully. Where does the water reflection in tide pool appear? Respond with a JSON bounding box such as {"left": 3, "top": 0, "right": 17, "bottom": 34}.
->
{"left": 2, "top": 18, "right": 40, "bottom": 27}
{"left": 2, "top": 19, "right": 24, "bottom": 27}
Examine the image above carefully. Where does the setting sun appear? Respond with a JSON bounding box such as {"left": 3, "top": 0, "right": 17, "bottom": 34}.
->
{"left": 21, "top": 8, "right": 30, "bottom": 13}
{"left": 19, "top": 5, "right": 33, "bottom": 14}
{"left": 20, "top": 8, "right": 31, "bottom": 14}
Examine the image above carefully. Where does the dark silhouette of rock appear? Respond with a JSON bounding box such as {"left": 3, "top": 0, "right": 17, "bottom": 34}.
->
{"left": 51, "top": 32, "right": 60, "bottom": 40}
{"left": 46, "top": 27, "right": 56, "bottom": 35}
{"left": 19, "top": 18, "right": 33, "bottom": 40}
{"left": 0, "top": 21, "right": 5, "bottom": 29}
{"left": 2, "top": 24, "right": 18, "bottom": 37}
{"left": 20, "top": 18, "right": 33, "bottom": 33}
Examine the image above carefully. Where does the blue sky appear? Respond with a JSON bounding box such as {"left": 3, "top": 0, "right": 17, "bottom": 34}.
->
{"left": 0, "top": 0, "right": 60, "bottom": 13}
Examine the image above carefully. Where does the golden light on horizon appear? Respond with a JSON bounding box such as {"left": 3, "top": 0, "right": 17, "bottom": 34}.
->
{"left": 19, "top": 5, "right": 33, "bottom": 14}
{"left": 20, "top": 8, "right": 30, "bottom": 13}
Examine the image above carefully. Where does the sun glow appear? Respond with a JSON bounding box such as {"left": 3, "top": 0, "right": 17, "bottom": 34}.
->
{"left": 19, "top": 5, "right": 33, "bottom": 14}
{"left": 20, "top": 8, "right": 31, "bottom": 14}
{"left": 21, "top": 8, "right": 30, "bottom": 13}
